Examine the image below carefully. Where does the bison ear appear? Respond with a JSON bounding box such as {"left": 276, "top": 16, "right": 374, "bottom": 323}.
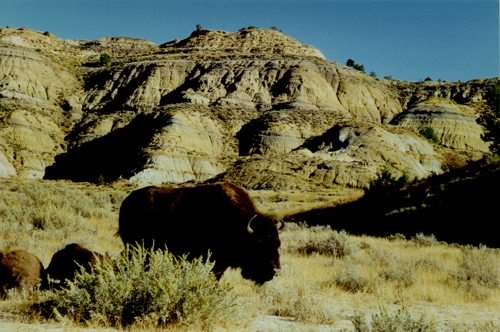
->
{"left": 247, "top": 215, "right": 258, "bottom": 234}
{"left": 276, "top": 219, "right": 284, "bottom": 233}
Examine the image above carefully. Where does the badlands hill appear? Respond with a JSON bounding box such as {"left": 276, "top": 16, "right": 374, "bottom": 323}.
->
{"left": 0, "top": 27, "right": 498, "bottom": 198}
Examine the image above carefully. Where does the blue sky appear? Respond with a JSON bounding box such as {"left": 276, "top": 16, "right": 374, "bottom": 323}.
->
{"left": 1, "top": 0, "right": 498, "bottom": 82}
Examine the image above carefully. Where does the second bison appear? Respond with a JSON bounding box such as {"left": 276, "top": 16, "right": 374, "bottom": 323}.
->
{"left": 117, "top": 182, "right": 283, "bottom": 284}
{"left": 0, "top": 250, "right": 46, "bottom": 297}
{"left": 46, "top": 243, "right": 112, "bottom": 288}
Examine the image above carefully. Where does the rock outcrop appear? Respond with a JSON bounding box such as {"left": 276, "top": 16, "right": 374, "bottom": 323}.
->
{"left": 391, "top": 97, "right": 489, "bottom": 152}
{"left": 81, "top": 58, "right": 402, "bottom": 122}
{"left": 159, "top": 29, "right": 325, "bottom": 60}
{"left": 0, "top": 27, "right": 497, "bottom": 191}
{"left": 214, "top": 122, "right": 444, "bottom": 190}
{"left": 0, "top": 40, "right": 82, "bottom": 178}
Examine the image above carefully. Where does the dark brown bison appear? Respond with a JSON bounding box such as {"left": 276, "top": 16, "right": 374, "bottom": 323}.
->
{"left": 117, "top": 182, "right": 283, "bottom": 284}
{"left": 46, "top": 244, "right": 113, "bottom": 288}
{"left": 0, "top": 250, "right": 46, "bottom": 297}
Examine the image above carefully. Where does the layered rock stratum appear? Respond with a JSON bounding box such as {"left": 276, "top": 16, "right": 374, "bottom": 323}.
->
{"left": 0, "top": 27, "right": 498, "bottom": 193}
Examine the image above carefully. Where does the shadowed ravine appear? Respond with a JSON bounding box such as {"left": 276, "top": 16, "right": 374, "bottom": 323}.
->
{"left": 288, "top": 159, "right": 500, "bottom": 248}
{"left": 44, "top": 113, "right": 172, "bottom": 183}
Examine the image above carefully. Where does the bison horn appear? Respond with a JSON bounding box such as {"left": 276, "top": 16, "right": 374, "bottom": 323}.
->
{"left": 247, "top": 215, "right": 257, "bottom": 234}
{"left": 276, "top": 218, "right": 284, "bottom": 232}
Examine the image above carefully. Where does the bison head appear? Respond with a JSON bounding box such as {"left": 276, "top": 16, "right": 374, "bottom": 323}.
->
{"left": 240, "top": 215, "right": 283, "bottom": 285}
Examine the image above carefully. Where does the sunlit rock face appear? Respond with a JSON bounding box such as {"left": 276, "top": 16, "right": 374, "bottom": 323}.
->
{"left": 0, "top": 42, "right": 80, "bottom": 179}
{"left": 0, "top": 27, "right": 496, "bottom": 189}
{"left": 391, "top": 97, "right": 489, "bottom": 152}
{"left": 214, "top": 122, "right": 444, "bottom": 189}
{"left": 82, "top": 58, "right": 401, "bottom": 122}
{"left": 129, "top": 111, "right": 228, "bottom": 184}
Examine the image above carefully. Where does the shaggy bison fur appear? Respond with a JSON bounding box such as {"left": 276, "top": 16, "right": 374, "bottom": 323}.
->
{"left": 0, "top": 250, "right": 46, "bottom": 297}
{"left": 46, "top": 243, "right": 112, "bottom": 288}
{"left": 117, "top": 182, "right": 283, "bottom": 284}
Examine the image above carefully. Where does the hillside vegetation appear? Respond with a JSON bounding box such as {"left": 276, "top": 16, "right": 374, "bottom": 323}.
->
{"left": 290, "top": 156, "right": 500, "bottom": 248}
{"left": 0, "top": 178, "right": 498, "bottom": 330}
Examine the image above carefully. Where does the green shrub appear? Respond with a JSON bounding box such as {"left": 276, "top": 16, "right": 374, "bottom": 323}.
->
{"left": 96, "top": 174, "right": 106, "bottom": 186}
{"left": 32, "top": 245, "right": 237, "bottom": 328}
{"left": 353, "top": 63, "right": 365, "bottom": 73}
{"left": 43, "top": 31, "right": 50, "bottom": 36}
{"left": 479, "top": 82, "right": 500, "bottom": 154}
{"left": 346, "top": 59, "right": 365, "bottom": 73}
{"left": 368, "top": 169, "right": 409, "bottom": 194}
{"left": 419, "top": 126, "right": 440, "bottom": 144}
{"left": 99, "top": 53, "right": 112, "bottom": 66}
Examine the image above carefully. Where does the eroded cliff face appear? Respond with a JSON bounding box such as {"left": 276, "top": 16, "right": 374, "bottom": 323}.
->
{"left": 81, "top": 58, "right": 401, "bottom": 122}
{"left": 0, "top": 27, "right": 497, "bottom": 190}
{"left": 0, "top": 34, "right": 84, "bottom": 178}
{"left": 391, "top": 97, "right": 489, "bottom": 152}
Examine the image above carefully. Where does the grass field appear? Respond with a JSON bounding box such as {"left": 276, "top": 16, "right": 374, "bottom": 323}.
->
{"left": 0, "top": 178, "right": 499, "bottom": 330}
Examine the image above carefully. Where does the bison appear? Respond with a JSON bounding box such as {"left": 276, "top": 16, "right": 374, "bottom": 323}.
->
{"left": 0, "top": 250, "right": 46, "bottom": 297}
{"left": 46, "top": 243, "right": 113, "bottom": 288}
{"left": 117, "top": 182, "right": 283, "bottom": 284}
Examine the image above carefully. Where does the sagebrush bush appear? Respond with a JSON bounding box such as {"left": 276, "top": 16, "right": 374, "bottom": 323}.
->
{"left": 411, "top": 233, "right": 439, "bottom": 247}
{"left": 287, "top": 225, "right": 358, "bottom": 258}
{"left": 352, "top": 306, "right": 436, "bottom": 331}
{"left": 31, "top": 245, "right": 238, "bottom": 329}
{"left": 378, "top": 257, "right": 416, "bottom": 287}
{"left": 261, "top": 282, "right": 336, "bottom": 324}
{"left": 332, "top": 261, "right": 376, "bottom": 293}
{"left": 387, "top": 233, "right": 407, "bottom": 242}
{"left": 368, "top": 247, "right": 394, "bottom": 266}
{"left": 448, "top": 246, "right": 500, "bottom": 297}
{"left": 414, "top": 257, "right": 443, "bottom": 271}
{"left": 365, "top": 248, "right": 418, "bottom": 287}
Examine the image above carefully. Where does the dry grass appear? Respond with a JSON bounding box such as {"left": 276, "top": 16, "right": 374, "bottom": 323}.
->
{"left": 221, "top": 224, "right": 500, "bottom": 330}
{"left": 0, "top": 179, "right": 499, "bottom": 330}
{"left": 0, "top": 178, "right": 128, "bottom": 265}
{"left": 249, "top": 187, "right": 363, "bottom": 218}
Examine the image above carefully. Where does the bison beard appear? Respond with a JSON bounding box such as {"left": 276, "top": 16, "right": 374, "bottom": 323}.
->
{"left": 117, "top": 182, "right": 283, "bottom": 284}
